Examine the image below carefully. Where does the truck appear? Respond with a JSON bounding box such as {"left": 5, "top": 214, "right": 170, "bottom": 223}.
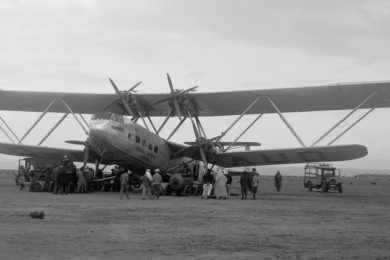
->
{"left": 304, "top": 163, "right": 343, "bottom": 193}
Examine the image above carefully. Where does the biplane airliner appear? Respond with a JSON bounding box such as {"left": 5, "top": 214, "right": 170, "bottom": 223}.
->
{"left": 0, "top": 74, "right": 389, "bottom": 172}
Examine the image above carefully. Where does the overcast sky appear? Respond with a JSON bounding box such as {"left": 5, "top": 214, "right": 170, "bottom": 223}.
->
{"left": 0, "top": 0, "right": 390, "bottom": 170}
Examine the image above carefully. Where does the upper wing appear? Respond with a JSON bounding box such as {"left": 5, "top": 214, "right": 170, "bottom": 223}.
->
{"left": 0, "top": 142, "right": 86, "bottom": 162}
{"left": 1, "top": 81, "right": 390, "bottom": 116}
{"left": 210, "top": 145, "right": 367, "bottom": 167}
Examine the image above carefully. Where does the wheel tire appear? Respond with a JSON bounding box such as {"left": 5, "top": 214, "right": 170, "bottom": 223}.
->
{"left": 321, "top": 182, "right": 327, "bottom": 192}
{"left": 308, "top": 182, "right": 313, "bottom": 192}
{"left": 165, "top": 185, "right": 172, "bottom": 196}
{"left": 338, "top": 183, "right": 343, "bottom": 193}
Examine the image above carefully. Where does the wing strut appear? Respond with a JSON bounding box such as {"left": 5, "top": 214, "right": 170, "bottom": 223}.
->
{"left": 311, "top": 92, "right": 376, "bottom": 146}
{"left": 61, "top": 99, "right": 89, "bottom": 135}
{"left": 78, "top": 113, "right": 90, "bottom": 130}
{"left": 19, "top": 98, "right": 57, "bottom": 143}
{"left": 167, "top": 116, "right": 187, "bottom": 140}
{"left": 0, "top": 115, "right": 20, "bottom": 143}
{"left": 38, "top": 113, "right": 69, "bottom": 146}
{"left": 0, "top": 124, "right": 15, "bottom": 143}
{"left": 215, "top": 97, "right": 260, "bottom": 142}
{"left": 327, "top": 108, "right": 375, "bottom": 145}
{"left": 157, "top": 110, "right": 174, "bottom": 134}
{"left": 267, "top": 96, "right": 306, "bottom": 147}
{"left": 225, "top": 113, "right": 263, "bottom": 151}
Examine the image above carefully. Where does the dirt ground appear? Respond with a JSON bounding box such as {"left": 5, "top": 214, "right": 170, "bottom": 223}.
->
{"left": 0, "top": 172, "right": 390, "bottom": 260}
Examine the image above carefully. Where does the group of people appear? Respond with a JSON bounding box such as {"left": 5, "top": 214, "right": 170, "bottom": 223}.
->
{"left": 201, "top": 168, "right": 233, "bottom": 199}
{"left": 119, "top": 168, "right": 163, "bottom": 200}
{"left": 52, "top": 156, "right": 94, "bottom": 194}
{"left": 120, "top": 166, "right": 283, "bottom": 200}
{"left": 240, "top": 169, "right": 283, "bottom": 200}
{"left": 201, "top": 167, "right": 283, "bottom": 200}
{"left": 16, "top": 155, "right": 93, "bottom": 194}
{"left": 17, "top": 156, "right": 283, "bottom": 200}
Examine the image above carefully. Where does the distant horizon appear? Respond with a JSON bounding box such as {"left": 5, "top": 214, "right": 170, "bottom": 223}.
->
{"left": 1, "top": 1, "right": 390, "bottom": 169}
{"left": 1, "top": 159, "right": 389, "bottom": 177}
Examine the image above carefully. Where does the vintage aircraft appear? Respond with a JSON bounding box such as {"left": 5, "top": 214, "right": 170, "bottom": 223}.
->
{"left": 0, "top": 75, "right": 388, "bottom": 173}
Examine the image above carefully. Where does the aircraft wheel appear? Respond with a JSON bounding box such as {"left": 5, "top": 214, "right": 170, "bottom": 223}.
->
{"left": 182, "top": 185, "right": 192, "bottom": 196}
{"left": 165, "top": 185, "right": 172, "bottom": 196}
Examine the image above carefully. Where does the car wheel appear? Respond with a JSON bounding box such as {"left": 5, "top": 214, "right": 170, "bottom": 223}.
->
{"left": 338, "top": 183, "right": 343, "bottom": 193}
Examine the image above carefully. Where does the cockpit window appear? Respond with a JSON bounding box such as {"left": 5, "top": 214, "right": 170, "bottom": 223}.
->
{"left": 92, "top": 112, "right": 112, "bottom": 120}
{"left": 91, "top": 112, "right": 124, "bottom": 123}
{"left": 110, "top": 113, "right": 124, "bottom": 123}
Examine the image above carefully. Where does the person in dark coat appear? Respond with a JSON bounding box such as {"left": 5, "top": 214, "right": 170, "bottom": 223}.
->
{"left": 240, "top": 170, "right": 252, "bottom": 200}
{"left": 52, "top": 166, "right": 60, "bottom": 194}
{"left": 201, "top": 169, "right": 214, "bottom": 199}
{"left": 225, "top": 172, "right": 232, "bottom": 198}
{"left": 274, "top": 171, "right": 282, "bottom": 192}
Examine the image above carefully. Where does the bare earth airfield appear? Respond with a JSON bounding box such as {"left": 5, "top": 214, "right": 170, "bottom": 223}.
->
{"left": 0, "top": 172, "right": 389, "bottom": 260}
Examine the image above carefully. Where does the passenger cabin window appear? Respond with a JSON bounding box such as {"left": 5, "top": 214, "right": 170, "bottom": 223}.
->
{"left": 142, "top": 139, "right": 146, "bottom": 146}
{"left": 154, "top": 146, "right": 158, "bottom": 154}
{"left": 128, "top": 133, "right": 132, "bottom": 139}
{"left": 148, "top": 144, "right": 153, "bottom": 150}
{"left": 136, "top": 136, "right": 140, "bottom": 143}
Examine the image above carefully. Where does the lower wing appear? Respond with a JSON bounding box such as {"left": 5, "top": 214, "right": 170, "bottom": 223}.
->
{"left": 0, "top": 142, "right": 86, "bottom": 162}
{"left": 211, "top": 145, "right": 367, "bottom": 167}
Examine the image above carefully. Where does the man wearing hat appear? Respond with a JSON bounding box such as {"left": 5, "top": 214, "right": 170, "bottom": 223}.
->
{"left": 152, "top": 169, "right": 162, "bottom": 199}
{"left": 120, "top": 169, "right": 131, "bottom": 200}
{"left": 152, "top": 169, "right": 163, "bottom": 199}
{"left": 142, "top": 169, "right": 153, "bottom": 199}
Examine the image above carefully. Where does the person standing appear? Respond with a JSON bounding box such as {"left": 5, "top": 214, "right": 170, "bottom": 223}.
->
{"left": 52, "top": 165, "right": 60, "bottom": 194}
{"left": 214, "top": 170, "right": 228, "bottom": 199}
{"left": 120, "top": 170, "right": 130, "bottom": 200}
{"left": 240, "top": 170, "right": 251, "bottom": 200}
{"left": 274, "top": 171, "right": 282, "bottom": 192}
{"left": 152, "top": 169, "right": 163, "bottom": 199}
{"left": 201, "top": 169, "right": 214, "bottom": 199}
{"left": 225, "top": 172, "right": 232, "bottom": 198}
{"left": 142, "top": 169, "right": 152, "bottom": 200}
{"left": 251, "top": 168, "right": 260, "bottom": 200}
{"left": 18, "top": 172, "right": 25, "bottom": 191}
{"left": 76, "top": 168, "right": 87, "bottom": 193}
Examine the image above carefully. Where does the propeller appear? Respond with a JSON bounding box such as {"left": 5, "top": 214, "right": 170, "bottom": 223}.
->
{"left": 108, "top": 78, "right": 151, "bottom": 130}
{"left": 167, "top": 73, "right": 182, "bottom": 119}
{"left": 109, "top": 78, "right": 134, "bottom": 116}
{"left": 154, "top": 73, "right": 198, "bottom": 119}
{"left": 128, "top": 81, "right": 142, "bottom": 92}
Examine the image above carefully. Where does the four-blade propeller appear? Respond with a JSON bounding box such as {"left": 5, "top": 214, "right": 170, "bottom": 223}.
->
{"left": 154, "top": 73, "right": 198, "bottom": 119}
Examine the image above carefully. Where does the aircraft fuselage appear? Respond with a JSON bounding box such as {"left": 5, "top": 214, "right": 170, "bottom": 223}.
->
{"left": 88, "top": 113, "right": 177, "bottom": 171}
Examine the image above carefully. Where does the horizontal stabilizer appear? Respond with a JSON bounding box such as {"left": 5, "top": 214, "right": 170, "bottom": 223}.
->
{"left": 65, "top": 140, "right": 87, "bottom": 146}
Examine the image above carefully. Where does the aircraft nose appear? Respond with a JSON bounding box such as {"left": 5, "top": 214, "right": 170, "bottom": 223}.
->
{"left": 88, "top": 122, "right": 111, "bottom": 154}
